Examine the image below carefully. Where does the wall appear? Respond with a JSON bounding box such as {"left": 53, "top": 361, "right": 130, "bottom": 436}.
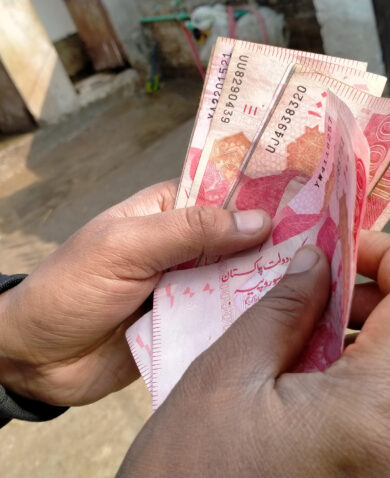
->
{"left": 101, "top": 0, "right": 151, "bottom": 73}
{"left": 31, "top": 0, "right": 77, "bottom": 41}
{"left": 371, "top": 0, "right": 390, "bottom": 80}
{"left": 260, "top": 0, "right": 323, "bottom": 53}
{"left": 31, "top": 0, "right": 89, "bottom": 79}
{"left": 0, "top": 61, "right": 36, "bottom": 133}
{"left": 0, "top": 0, "right": 78, "bottom": 124}
{"left": 313, "top": 0, "right": 385, "bottom": 75}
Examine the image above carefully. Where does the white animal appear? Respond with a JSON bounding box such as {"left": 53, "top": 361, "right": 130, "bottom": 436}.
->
{"left": 190, "top": 4, "right": 288, "bottom": 65}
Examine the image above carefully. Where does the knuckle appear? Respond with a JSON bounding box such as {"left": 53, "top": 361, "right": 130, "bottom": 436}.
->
{"left": 94, "top": 220, "right": 122, "bottom": 249}
{"left": 260, "top": 281, "right": 311, "bottom": 328}
{"left": 184, "top": 207, "right": 218, "bottom": 236}
{"left": 75, "top": 218, "right": 113, "bottom": 249}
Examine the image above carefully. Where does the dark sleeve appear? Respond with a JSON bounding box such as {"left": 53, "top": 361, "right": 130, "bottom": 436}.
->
{"left": 0, "top": 273, "right": 68, "bottom": 428}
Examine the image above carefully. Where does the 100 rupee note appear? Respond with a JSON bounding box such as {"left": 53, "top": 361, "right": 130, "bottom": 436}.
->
{"left": 225, "top": 69, "right": 390, "bottom": 220}
{"left": 186, "top": 42, "right": 386, "bottom": 210}
{"left": 176, "top": 37, "right": 378, "bottom": 208}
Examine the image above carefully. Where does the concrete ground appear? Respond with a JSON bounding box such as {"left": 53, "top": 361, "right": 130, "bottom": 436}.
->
{"left": 0, "top": 78, "right": 201, "bottom": 477}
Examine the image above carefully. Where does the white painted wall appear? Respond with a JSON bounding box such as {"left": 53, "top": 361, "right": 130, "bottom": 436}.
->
{"left": 31, "top": 0, "right": 76, "bottom": 41}
{"left": 314, "top": 0, "right": 385, "bottom": 75}
{"left": 102, "top": 0, "right": 151, "bottom": 72}
{"left": 0, "top": 0, "right": 78, "bottom": 123}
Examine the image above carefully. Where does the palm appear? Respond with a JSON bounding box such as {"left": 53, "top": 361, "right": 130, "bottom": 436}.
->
{"left": 2, "top": 179, "right": 270, "bottom": 406}
{"left": 10, "top": 181, "right": 178, "bottom": 405}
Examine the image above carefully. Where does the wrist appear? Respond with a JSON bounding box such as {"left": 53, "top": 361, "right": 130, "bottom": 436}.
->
{"left": 0, "top": 284, "right": 36, "bottom": 400}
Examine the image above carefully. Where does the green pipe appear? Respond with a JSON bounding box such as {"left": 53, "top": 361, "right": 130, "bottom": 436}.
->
{"left": 139, "top": 9, "right": 249, "bottom": 25}
{"left": 140, "top": 13, "right": 190, "bottom": 24}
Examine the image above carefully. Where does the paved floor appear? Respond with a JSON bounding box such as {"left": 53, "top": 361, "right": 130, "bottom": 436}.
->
{"left": 0, "top": 78, "right": 201, "bottom": 477}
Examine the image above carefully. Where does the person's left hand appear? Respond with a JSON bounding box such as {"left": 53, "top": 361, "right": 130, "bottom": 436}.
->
{"left": 117, "top": 232, "right": 390, "bottom": 477}
{"left": 0, "top": 180, "right": 271, "bottom": 406}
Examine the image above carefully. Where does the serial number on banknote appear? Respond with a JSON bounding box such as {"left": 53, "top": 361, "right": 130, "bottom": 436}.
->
{"left": 208, "top": 52, "right": 232, "bottom": 120}
{"left": 315, "top": 116, "right": 334, "bottom": 188}
{"left": 266, "top": 85, "right": 307, "bottom": 154}
{"left": 221, "top": 55, "right": 249, "bottom": 124}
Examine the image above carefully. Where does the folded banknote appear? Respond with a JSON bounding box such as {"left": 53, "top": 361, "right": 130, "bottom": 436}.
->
{"left": 127, "top": 38, "right": 390, "bottom": 409}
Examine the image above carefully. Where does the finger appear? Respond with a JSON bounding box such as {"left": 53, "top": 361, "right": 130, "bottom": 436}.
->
{"left": 103, "top": 179, "right": 179, "bottom": 219}
{"left": 349, "top": 282, "right": 384, "bottom": 329}
{"left": 120, "top": 207, "right": 272, "bottom": 275}
{"left": 341, "top": 230, "right": 390, "bottom": 370}
{"left": 339, "top": 292, "right": 390, "bottom": 375}
{"left": 357, "top": 230, "right": 390, "bottom": 293}
{"left": 208, "top": 247, "right": 330, "bottom": 382}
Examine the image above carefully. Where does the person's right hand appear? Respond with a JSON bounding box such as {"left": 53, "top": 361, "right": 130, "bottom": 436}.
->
{"left": 0, "top": 180, "right": 271, "bottom": 407}
{"left": 118, "top": 230, "right": 390, "bottom": 477}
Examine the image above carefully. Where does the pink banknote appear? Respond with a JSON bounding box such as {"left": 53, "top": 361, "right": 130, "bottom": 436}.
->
{"left": 128, "top": 92, "right": 370, "bottom": 408}
{"left": 126, "top": 310, "right": 153, "bottom": 393}
{"left": 175, "top": 39, "right": 232, "bottom": 209}
{"left": 193, "top": 68, "right": 389, "bottom": 220}
{"left": 363, "top": 164, "right": 390, "bottom": 230}
{"left": 185, "top": 43, "right": 385, "bottom": 211}
{"left": 176, "top": 37, "right": 377, "bottom": 209}
{"left": 362, "top": 113, "right": 390, "bottom": 230}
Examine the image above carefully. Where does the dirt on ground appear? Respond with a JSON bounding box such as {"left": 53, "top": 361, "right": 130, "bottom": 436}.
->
{"left": 0, "top": 78, "right": 201, "bottom": 477}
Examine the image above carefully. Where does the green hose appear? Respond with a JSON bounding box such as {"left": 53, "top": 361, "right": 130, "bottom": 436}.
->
{"left": 139, "top": 9, "right": 249, "bottom": 25}
{"left": 140, "top": 13, "right": 190, "bottom": 24}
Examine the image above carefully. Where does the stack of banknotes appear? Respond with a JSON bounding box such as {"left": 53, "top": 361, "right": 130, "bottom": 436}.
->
{"left": 127, "top": 37, "right": 390, "bottom": 409}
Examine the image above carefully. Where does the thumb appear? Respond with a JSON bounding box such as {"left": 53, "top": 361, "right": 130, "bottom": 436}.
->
{"left": 121, "top": 207, "right": 271, "bottom": 275}
{"left": 210, "top": 246, "right": 330, "bottom": 382}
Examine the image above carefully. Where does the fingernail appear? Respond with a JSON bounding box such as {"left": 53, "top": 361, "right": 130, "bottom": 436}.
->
{"left": 233, "top": 210, "right": 265, "bottom": 235}
{"left": 287, "top": 248, "right": 320, "bottom": 274}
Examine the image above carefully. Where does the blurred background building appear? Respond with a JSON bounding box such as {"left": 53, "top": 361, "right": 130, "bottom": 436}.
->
{"left": 0, "top": 0, "right": 388, "bottom": 135}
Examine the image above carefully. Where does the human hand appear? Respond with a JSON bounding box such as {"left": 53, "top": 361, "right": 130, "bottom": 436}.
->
{"left": 0, "top": 180, "right": 271, "bottom": 406}
{"left": 118, "top": 231, "right": 390, "bottom": 477}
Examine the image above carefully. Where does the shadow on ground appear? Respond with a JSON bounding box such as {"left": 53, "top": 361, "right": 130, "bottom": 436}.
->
{"left": 0, "top": 78, "right": 201, "bottom": 273}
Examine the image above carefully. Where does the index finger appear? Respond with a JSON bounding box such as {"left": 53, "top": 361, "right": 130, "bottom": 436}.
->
{"left": 357, "top": 230, "right": 390, "bottom": 293}
{"left": 342, "top": 291, "right": 390, "bottom": 372}
{"left": 103, "top": 179, "right": 179, "bottom": 219}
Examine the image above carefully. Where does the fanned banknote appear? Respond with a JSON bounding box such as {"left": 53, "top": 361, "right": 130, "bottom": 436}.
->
{"left": 127, "top": 38, "right": 390, "bottom": 409}
{"left": 175, "top": 37, "right": 378, "bottom": 209}
{"left": 178, "top": 38, "right": 385, "bottom": 210}
{"left": 224, "top": 69, "right": 390, "bottom": 213}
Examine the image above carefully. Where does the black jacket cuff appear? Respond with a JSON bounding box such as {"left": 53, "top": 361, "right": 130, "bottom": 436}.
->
{"left": 0, "top": 273, "right": 68, "bottom": 427}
